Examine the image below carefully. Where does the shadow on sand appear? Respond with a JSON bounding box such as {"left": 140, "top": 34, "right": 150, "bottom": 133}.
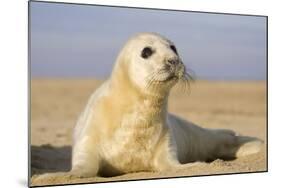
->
{"left": 31, "top": 145, "right": 71, "bottom": 176}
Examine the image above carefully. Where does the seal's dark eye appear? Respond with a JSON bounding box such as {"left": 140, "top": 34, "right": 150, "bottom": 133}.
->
{"left": 141, "top": 47, "right": 153, "bottom": 59}
{"left": 170, "top": 45, "right": 178, "bottom": 55}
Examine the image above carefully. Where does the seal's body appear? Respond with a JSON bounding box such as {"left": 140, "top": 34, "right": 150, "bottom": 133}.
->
{"left": 70, "top": 32, "right": 263, "bottom": 177}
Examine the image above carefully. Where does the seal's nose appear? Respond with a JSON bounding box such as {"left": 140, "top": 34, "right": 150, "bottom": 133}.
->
{"left": 167, "top": 58, "right": 179, "bottom": 66}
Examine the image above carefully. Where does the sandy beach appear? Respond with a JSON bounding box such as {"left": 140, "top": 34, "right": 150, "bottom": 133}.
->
{"left": 30, "top": 79, "right": 267, "bottom": 186}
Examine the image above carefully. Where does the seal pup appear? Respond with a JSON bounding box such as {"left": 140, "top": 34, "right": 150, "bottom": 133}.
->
{"left": 70, "top": 32, "right": 263, "bottom": 177}
{"left": 37, "top": 32, "right": 263, "bottom": 180}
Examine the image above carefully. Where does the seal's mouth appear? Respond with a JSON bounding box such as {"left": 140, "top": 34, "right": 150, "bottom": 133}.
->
{"left": 145, "top": 62, "right": 192, "bottom": 91}
{"left": 163, "top": 63, "right": 186, "bottom": 83}
{"left": 156, "top": 63, "right": 186, "bottom": 83}
{"left": 162, "top": 74, "right": 178, "bottom": 82}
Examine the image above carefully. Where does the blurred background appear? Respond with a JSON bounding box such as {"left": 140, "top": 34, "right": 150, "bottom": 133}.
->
{"left": 30, "top": 1, "right": 267, "bottom": 80}
{"left": 30, "top": 3, "right": 267, "bottom": 185}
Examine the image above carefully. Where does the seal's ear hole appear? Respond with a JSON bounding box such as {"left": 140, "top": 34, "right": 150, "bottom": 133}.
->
{"left": 170, "top": 45, "right": 178, "bottom": 55}
{"left": 141, "top": 47, "right": 154, "bottom": 59}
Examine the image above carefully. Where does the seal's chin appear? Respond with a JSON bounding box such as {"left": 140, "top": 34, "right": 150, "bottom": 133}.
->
{"left": 162, "top": 74, "right": 178, "bottom": 82}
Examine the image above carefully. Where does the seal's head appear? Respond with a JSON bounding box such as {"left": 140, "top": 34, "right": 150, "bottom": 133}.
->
{"left": 112, "top": 32, "right": 190, "bottom": 96}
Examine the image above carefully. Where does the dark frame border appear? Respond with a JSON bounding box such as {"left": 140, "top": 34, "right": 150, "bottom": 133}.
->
{"left": 28, "top": 0, "right": 268, "bottom": 187}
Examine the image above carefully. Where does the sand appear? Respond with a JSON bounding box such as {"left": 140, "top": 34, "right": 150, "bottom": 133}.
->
{"left": 30, "top": 79, "right": 267, "bottom": 186}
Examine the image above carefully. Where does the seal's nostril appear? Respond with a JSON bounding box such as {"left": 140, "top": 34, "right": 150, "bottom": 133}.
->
{"left": 168, "top": 59, "right": 178, "bottom": 65}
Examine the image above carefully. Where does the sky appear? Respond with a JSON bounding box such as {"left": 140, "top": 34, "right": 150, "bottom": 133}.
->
{"left": 30, "top": 1, "right": 267, "bottom": 80}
